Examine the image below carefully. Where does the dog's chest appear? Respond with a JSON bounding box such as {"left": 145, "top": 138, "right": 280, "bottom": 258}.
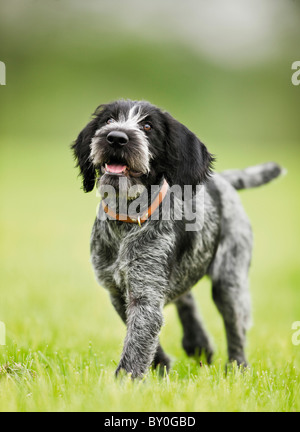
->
{"left": 90, "top": 218, "right": 177, "bottom": 297}
{"left": 89, "top": 212, "right": 220, "bottom": 303}
{"left": 90, "top": 220, "right": 129, "bottom": 292}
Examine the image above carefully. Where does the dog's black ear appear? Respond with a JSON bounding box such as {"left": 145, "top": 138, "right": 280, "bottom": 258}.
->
{"left": 71, "top": 117, "right": 99, "bottom": 192}
{"left": 162, "top": 112, "right": 214, "bottom": 187}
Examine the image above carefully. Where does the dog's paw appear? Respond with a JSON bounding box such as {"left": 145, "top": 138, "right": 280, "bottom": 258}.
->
{"left": 182, "top": 336, "right": 214, "bottom": 364}
{"left": 225, "top": 360, "right": 250, "bottom": 376}
{"left": 152, "top": 344, "right": 171, "bottom": 376}
{"left": 115, "top": 363, "right": 144, "bottom": 380}
{"left": 152, "top": 353, "right": 171, "bottom": 377}
{"left": 226, "top": 356, "right": 249, "bottom": 372}
{"left": 115, "top": 366, "right": 129, "bottom": 378}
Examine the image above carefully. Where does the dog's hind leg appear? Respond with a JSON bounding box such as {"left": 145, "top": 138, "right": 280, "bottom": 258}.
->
{"left": 211, "top": 278, "right": 251, "bottom": 367}
{"left": 208, "top": 220, "right": 252, "bottom": 366}
{"left": 175, "top": 292, "right": 214, "bottom": 363}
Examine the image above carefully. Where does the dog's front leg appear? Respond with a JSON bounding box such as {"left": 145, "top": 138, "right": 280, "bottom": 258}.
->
{"left": 115, "top": 292, "right": 164, "bottom": 379}
{"left": 114, "top": 228, "right": 173, "bottom": 379}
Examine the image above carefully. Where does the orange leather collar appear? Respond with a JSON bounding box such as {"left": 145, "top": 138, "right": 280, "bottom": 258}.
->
{"left": 102, "top": 179, "right": 169, "bottom": 226}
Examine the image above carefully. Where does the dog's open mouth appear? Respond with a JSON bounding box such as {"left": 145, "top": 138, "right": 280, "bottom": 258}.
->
{"left": 105, "top": 163, "right": 128, "bottom": 175}
{"left": 102, "top": 161, "right": 143, "bottom": 178}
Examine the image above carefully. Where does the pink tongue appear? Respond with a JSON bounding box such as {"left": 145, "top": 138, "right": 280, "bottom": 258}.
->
{"left": 106, "top": 164, "right": 127, "bottom": 174}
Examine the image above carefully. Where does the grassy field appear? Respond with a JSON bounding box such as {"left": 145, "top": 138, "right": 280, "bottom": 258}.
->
{"left": 0, "top": 136, "right": 299, "bottom": 412}
{"left": 0, "top": 3, "right": 300, "bottom": 412}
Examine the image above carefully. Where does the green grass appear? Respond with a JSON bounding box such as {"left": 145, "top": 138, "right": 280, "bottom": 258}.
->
{"left": 0, "top": 137, "right": 299, "bottom": 412}
{"left": 0, "top": 13, "right": 300, "bottom": 410}
{"left": 1, "top": 352, "right": 299, "bottom": 412}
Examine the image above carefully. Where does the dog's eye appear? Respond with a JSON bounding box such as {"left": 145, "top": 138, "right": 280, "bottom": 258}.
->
{"left": 106, "top": 118, "right": 114, "bottom": 124}
{"left": 143, "top": 124, "right": 151, "bottom": 132}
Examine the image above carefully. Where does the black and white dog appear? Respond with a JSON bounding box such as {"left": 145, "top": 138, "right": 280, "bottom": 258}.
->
{"left": 72, "top": 99, "right": 283, "bottom": 378}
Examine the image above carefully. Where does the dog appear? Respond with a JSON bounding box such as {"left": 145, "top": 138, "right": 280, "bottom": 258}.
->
{"left": 72, "top": 99, "right": 283, "bottom": 378}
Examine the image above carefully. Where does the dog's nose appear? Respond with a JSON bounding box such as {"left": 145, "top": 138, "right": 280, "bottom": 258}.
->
{"left": 106, "top": 131, "right": 129, "bottom": 146}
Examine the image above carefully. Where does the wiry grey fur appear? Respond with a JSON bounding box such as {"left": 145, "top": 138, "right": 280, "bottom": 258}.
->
{"left": 72, "top": 99, "right": 284, "bottom": 378}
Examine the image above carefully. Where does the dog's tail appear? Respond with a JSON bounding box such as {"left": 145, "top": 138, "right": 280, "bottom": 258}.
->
{"left": 220, "top": 162, "right": 286, "bottom": 190}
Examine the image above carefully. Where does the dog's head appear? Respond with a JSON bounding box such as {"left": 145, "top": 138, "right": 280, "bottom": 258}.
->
{"left": 72, "top": 99, "right": 214, "bottom": 196}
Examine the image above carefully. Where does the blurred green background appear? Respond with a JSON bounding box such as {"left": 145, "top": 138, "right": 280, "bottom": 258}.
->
{"left": 0, "top": 0, "right": 300, "bottom": 411}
